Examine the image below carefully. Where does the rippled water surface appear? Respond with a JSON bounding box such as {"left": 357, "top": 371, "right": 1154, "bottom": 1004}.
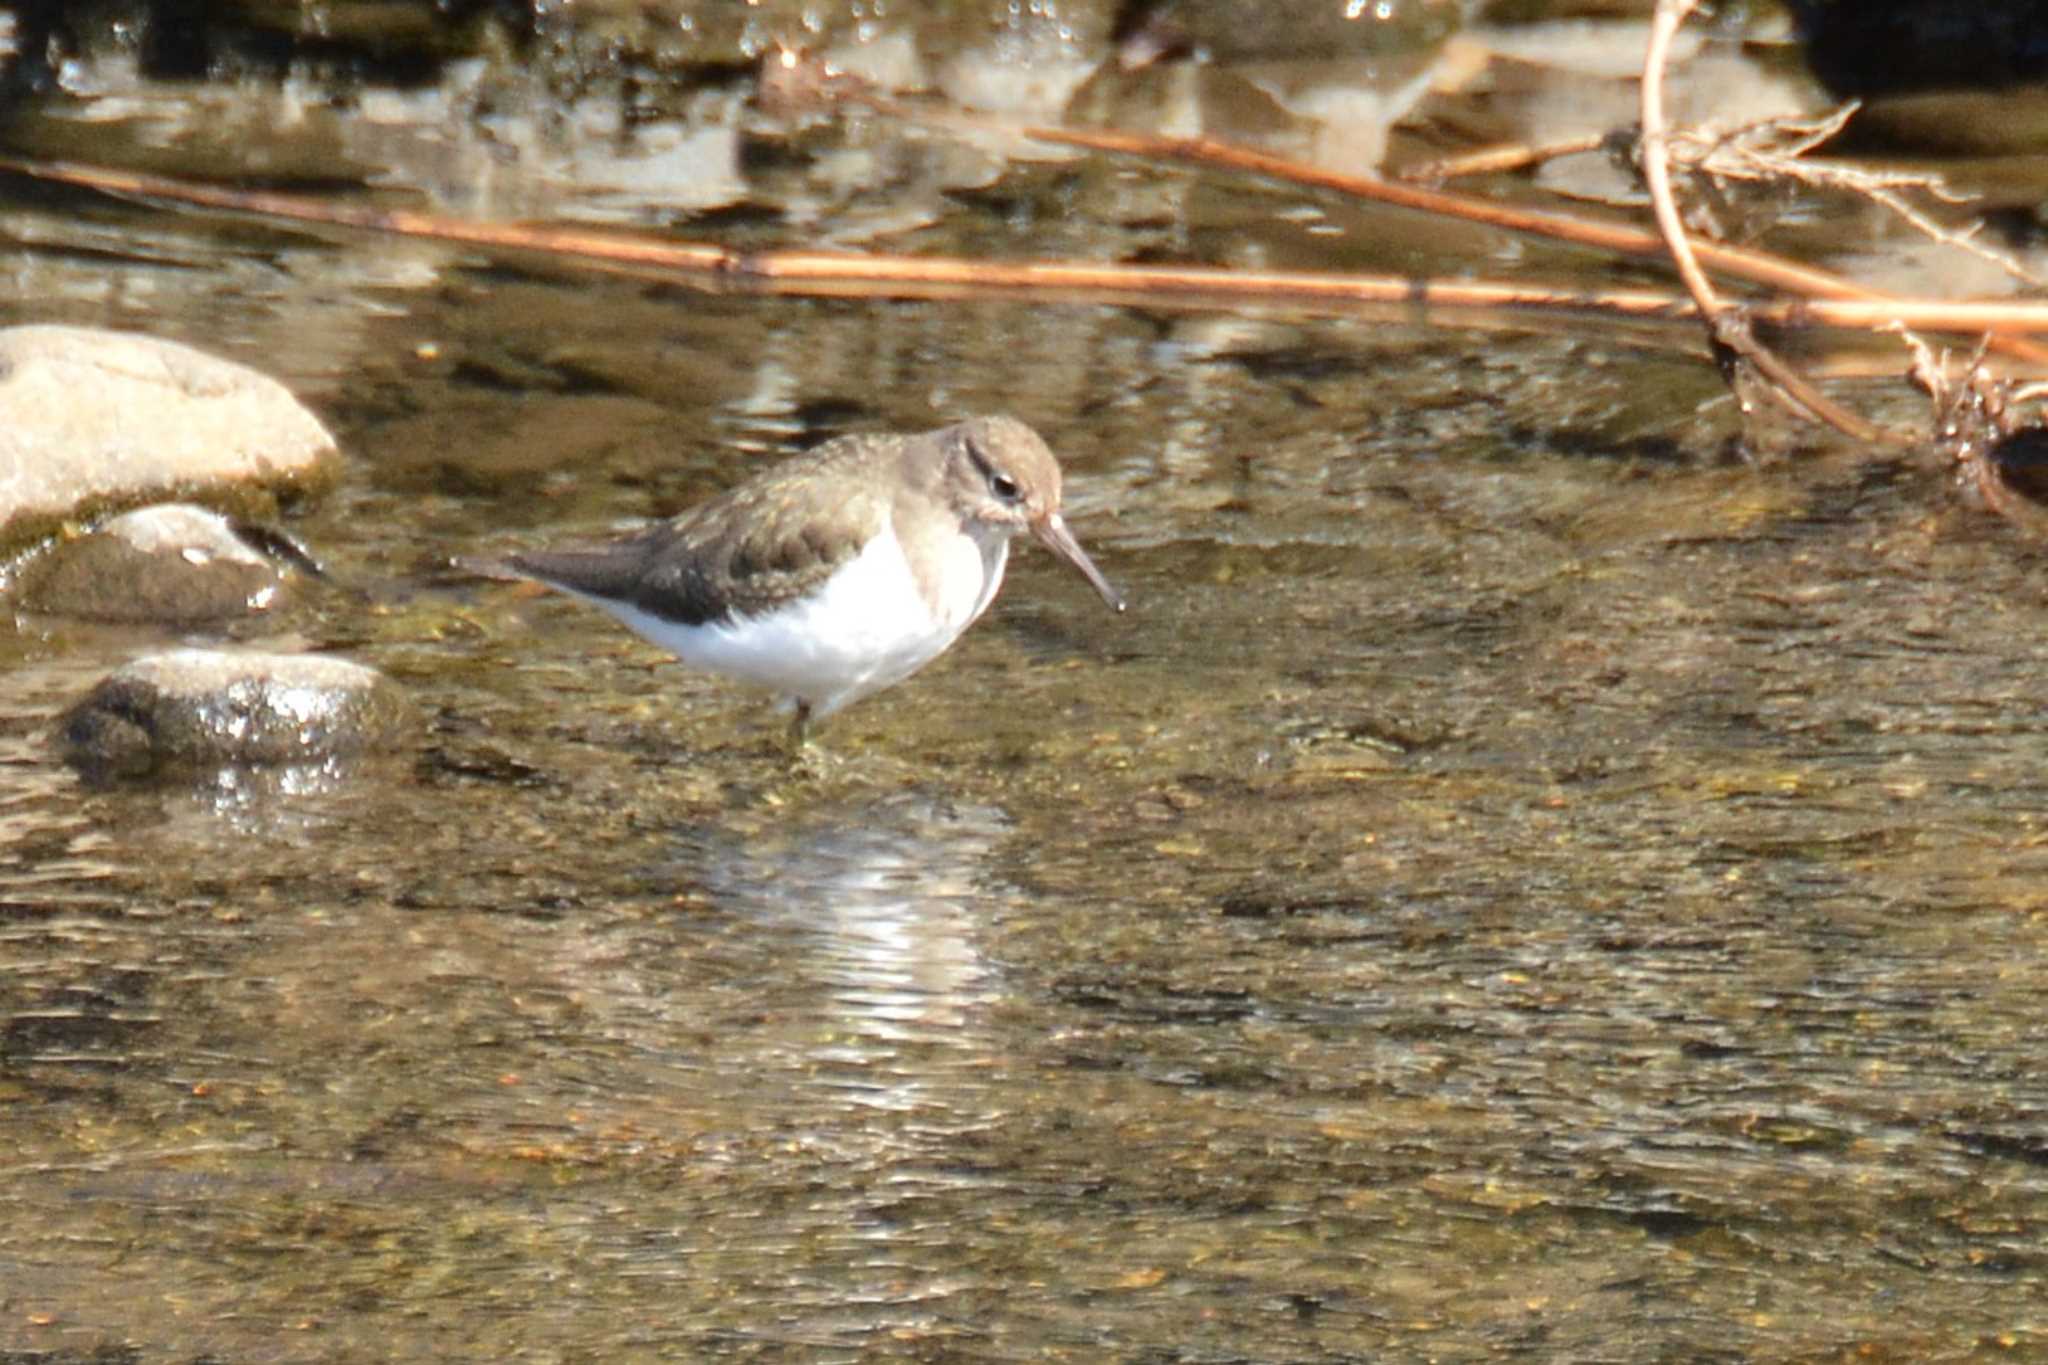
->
{"left": 4, "top": 3, "right": 2048, "bottom": 1360}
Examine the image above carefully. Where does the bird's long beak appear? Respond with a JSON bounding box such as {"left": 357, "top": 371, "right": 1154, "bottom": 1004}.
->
{"left": 1033, "top": 513, "right": 1126, "bottom": 613}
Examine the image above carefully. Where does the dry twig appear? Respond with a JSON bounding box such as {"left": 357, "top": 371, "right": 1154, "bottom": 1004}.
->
{"left": 1672, "top": 103, "right": 2048, "bottom": 292}
{"left": 12, "top": 151, "right": 2048, "bottom": 346}
{"left": 1905, "top": 332, "right": 2048, "bottom": 524}
{"left": 1638, "top": 0, "right": 1911, "bottom": 447}
{"left": 781, "top": 53, "right": 2048, "bottom": 368}
{"left": 1399, "top": 133, "right": 1611, "bottom": 184}
{"left": 9, "top": 39, "right": 2048, "bottom": 380}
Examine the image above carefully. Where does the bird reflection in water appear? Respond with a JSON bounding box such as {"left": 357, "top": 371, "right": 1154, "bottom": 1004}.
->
{"left": 668, "top": 794, "right": 1014, "bottom": 1113}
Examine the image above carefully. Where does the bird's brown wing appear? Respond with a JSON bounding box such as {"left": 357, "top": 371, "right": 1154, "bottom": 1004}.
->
{"left": 507, "top": 435, "right": 898, "bottom": 626}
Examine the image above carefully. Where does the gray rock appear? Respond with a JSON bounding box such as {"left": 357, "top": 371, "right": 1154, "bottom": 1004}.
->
{"left": 20, "top": 504, "right": 290, "bottom": 623}
{"left": 59, "top": 649, "right": 417, "bottom": 777}
{"left": 0, "top": 325, "right": 338, "bottom": 550}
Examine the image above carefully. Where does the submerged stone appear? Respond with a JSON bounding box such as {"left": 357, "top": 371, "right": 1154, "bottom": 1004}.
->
{"left": 20, "top": 504, "right": 291, "bottom": 623}
{"left": 59, "top": 649, "right": 417, "bottom": 777}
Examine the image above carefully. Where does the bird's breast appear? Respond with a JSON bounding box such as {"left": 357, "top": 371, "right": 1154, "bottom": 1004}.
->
{"left": 893, "top": 508, "right": 1007, "bottom": 630}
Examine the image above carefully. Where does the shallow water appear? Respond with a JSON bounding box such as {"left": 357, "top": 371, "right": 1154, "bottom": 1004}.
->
{"left": 4, "top": 4, "right": 2048, "bottom": 1361}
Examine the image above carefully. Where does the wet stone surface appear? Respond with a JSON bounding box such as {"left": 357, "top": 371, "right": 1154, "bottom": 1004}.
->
{"left": 58, "top": 648, "right": 418, "bottom": 777}
{"left": 19, "top": 503, "right": 291, "bottom": 623}
{"left": 0, "top": 325, "right": 339, "bottom": 549}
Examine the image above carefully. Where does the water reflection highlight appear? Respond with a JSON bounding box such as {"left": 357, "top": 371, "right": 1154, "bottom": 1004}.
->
{"left": 666, "top": 791, "right": 1011, "bottom": 1106}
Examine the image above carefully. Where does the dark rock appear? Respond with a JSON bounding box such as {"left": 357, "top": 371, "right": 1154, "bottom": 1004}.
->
{"left": 1988, "top": 426, "right": 2048, "bottom": 506}
{"left": 19, "top": 504, "right": 291, "bottom": 623}
{"left": 59, "top": 649, "right": 417, "bottom": 777}
{"left": 1786, "top": 0, "right": 2048, "bottom": 98}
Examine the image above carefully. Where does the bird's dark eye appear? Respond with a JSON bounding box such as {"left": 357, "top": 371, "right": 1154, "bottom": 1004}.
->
{"left": 964, "top": 431, "right": 1024, "bottom": 503}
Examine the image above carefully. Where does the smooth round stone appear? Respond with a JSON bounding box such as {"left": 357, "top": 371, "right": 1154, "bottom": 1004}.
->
{"left": 0, "top": 325, "right": 338, "bottom": 551}
{"left": 20, "top": 504, "right": 289, "bottom": 623}
{"left": 59, "top": 649, "right": 417, "bottom": 777}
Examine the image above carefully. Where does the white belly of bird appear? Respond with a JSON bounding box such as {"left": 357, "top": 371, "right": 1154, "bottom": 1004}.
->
{"left": 585, "top": 525, "right": 1008, "bottom": 718}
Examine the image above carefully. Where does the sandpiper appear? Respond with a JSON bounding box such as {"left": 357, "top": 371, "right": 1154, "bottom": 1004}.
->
{"left": 473, "top": 415, "right": 1124, "bottom": 743}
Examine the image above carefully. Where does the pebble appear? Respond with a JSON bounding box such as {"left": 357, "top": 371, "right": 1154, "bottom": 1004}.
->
{"left": 59, "top": 648, "right": 417, "bottom": 777}
{"left": 20, "top": 503, "right": 290, "bottom": 623}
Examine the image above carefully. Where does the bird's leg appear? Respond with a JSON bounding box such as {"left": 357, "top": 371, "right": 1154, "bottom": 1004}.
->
{"left": 785, "top": 701, "right": 814, "bottom": 756}
{"left": 779, "top": 701, "right": 842, "bottom": 779}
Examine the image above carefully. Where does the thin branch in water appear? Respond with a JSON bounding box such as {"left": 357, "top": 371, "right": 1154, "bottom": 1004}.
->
{"left": 1638, "top": 0, "right": 1912, "bottom": 449}
{"left": 1399, "top": 133, "right": 1609, "bottom": 184}
{"left": 777, "top": 49, "right": 2048, "bottom": 366}
{"left": 1903, "top": 331, "right": 2048, "bottom": 529}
